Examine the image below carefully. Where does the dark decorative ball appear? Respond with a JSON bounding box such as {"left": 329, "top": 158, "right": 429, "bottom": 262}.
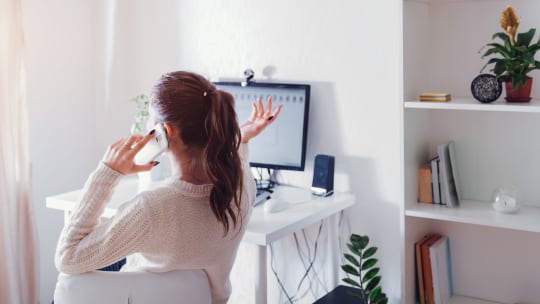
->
{"left": 470, "top": 74, "right": 502, "bottom": 103}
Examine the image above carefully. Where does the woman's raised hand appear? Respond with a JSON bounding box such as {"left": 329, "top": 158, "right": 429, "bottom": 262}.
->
{"left": 240, "top": 96, "right": 283, "bottom": 144}
{"left": 102, "top": 131, "right": 158, "bottom": 175}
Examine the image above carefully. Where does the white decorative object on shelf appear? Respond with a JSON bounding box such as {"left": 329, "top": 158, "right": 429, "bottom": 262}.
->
{"left": 492, "top": 187, "right": 519, "bottom": 214}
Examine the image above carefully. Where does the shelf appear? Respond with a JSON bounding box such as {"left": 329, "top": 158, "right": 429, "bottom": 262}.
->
{"left": 404, "top": 98, "right": 540, "bottom": 113}
{"left": 406, "top": 200, "right": 540, "bottom": 233}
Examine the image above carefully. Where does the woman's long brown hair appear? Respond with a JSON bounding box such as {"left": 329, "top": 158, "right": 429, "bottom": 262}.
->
{"left": 151, "top": 71, "right": 243, "bottom": 234}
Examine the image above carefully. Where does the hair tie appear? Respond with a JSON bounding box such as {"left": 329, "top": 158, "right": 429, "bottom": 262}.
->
{"left": 204, "top": 89, "right": 216, "bottom": 97}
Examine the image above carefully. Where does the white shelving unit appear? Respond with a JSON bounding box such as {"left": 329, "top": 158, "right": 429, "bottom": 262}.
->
{"left": 402, "top": 0, "right": 540, "bottom": 303}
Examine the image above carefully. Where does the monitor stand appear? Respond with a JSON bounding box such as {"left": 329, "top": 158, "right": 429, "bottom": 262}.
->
{"left": 254, "top": 185, "right": 273, "bottom": 206}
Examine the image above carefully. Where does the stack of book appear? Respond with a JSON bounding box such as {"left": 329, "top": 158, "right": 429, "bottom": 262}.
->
{"left": 419, "top": 93, "right": 452, "bottom": 102}
{"left": 415, "top": 233, "right": 453, "bottom": 304}
{"left": 417, "top": 141, "right": 461, "bottom": 207}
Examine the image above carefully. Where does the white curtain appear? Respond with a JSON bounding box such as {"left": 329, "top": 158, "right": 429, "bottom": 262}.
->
{"left": 0, "top": 0, "right": 38, "bottom": 303}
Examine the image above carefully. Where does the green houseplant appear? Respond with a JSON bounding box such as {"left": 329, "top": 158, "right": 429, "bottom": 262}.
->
{"left": 480, "top": 5, "right": 540, "bottom": 102}
{"left": 341, "top": 234, "right": 388, "bottom": 304}
{"left": 130, "top": 94, "right": 150, "bottom": 134}
{"left": 129, "top": 93, "right": 157, "bottom": 188}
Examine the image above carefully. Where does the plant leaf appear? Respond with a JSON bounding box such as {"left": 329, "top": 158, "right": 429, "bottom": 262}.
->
{"left": 362, "top": 267, "right": 380, "bottom": 283}
{"left": 351, "top": 234, "right": 369, "bottom": 249}
{"left": 344, "top": 253, "right": 360, "bottom": 267}
{"left": 342, "top": 277, "right": 361, "bottom": 288}
{"left": 350, "top": 234, "right": 363, "bottom": 251}
{"left": 347, "top": 243, "right": 361, "bottom": 256}
{"left": 491, "top": 32, "right": 511, "bottom": 47}
{"left": 374, "top": 295, "right": 389, "bottom": 304}
{"left": 529, "top": 41, "right": 540, "bottom": 52}
{"left": 351, "top": 239, "right": 362, "bottom": 251}
{"left": 369, "top": 286, "right": 382, "bottom": 302}
{"left": 362, "top": 258, "right": 378, "bottom": 270}
{"left": 350, "top": 233, "right": 362, "bottom": 242}
{"left": 492, "top": 32, "right": 510, "bottom": 42}
{"left": 358, "top": 235, "right": 369, "bottom": 250}
{"left": 365, "top": 275, "right": 381, "bottom": 292}
{"left": 517, "top": 28, "right": 536, "bottom": 47}
{"left": 482, "top": 43, "right": 510, "bottom": 58}
{"left": 493, "top": 61, "right": 506, "bottom": 76}
{"left": 341, "top": 264, "right": 359, "bottom": 276}
{"left": 362, "top": 247, "right": 377, "bottom": 259}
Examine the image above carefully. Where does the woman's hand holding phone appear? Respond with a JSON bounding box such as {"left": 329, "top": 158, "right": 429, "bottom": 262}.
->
{"left": 102, "top": 130, "right": 159, "bottom": 175}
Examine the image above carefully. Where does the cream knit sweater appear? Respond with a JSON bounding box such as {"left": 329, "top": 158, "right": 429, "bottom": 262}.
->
{"left": 55, "top": 144, "right": 255, "bottom": 304}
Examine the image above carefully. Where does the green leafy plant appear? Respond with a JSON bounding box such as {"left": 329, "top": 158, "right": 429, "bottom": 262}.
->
{"left": 341, "top": 234, "right": 388, "bottom": 304}
{"left": 130, "top": 94, "right": 150, "bottom": 134}
{"left": 480, "top": 5, "right": 540, "bottom": 90}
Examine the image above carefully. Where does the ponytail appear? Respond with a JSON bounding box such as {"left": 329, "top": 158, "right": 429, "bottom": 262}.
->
{"left": 151, "top": 71, "right": 244, "bottom": 234}
{"left": 204, "top": 90, "right": 243, "bottom": 234}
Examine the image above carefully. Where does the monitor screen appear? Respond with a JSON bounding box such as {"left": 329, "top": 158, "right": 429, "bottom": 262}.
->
{"left": 214, "top": 81, "right": 310, "bottom": 171}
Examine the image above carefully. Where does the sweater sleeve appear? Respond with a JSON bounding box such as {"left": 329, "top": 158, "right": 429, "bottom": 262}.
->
{"left": 55, "top": 163, "right": 153, "bottom": 274}
{"left": 238, "top": 143, "right": 250, "bottom": 171}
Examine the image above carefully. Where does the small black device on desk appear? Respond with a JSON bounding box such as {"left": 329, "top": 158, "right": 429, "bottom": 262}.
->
{"left": 311, "top": 154, "right": 335, "bottom": 197}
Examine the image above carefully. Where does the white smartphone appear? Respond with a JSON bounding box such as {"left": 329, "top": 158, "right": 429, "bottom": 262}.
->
{"left": 134, "top": 124, "right": 169, "bottom": 165}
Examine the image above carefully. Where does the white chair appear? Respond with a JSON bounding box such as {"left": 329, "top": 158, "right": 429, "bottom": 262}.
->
{"left": 53, "top": 269, "right": 211, "bottom": 304}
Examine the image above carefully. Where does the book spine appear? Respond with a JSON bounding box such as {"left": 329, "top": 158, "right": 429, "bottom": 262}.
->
{"left": 420, "top": 93, "right": 450, "bottom": 97}
{"left": 419, "top": 98, "right": 451, "bottom": 102}
{"left": 418, "top": 165, "right": 433, "bottom": 203}
{"left": 440, "top": 178, "right": 447, "bottom": 205}
{"left": 448, "top": 141, "right": 461, "bottom": 204}
{"left": 429, "top": 236, "right": 453, "bottom": 303}
{"left": 419, "top": 94, "right": 451, "bottom": 102}
{"left": 430, "top": 157, "right": 440, "bottom": 204}
{"left": 429, "top": 242, "right": 442, "bottom": 304}
{"left": 415, "top": 234, "right": 432, "bottom": 304}
{"left": 421, "top": 234, "right": 442, "bottom": 304}
{"left": 437, "top": 143, "right": 458, "bottom": 208}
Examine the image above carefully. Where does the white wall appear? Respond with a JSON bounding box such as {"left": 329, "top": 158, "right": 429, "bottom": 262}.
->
{"left": 23, "top": 0, "right": 403, "bottom": 303}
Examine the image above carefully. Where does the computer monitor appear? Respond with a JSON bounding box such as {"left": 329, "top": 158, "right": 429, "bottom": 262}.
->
{"left": 214, "top": 81, "right": 310, "bottom": 171}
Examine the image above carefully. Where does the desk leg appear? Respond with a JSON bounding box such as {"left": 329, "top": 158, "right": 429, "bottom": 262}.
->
{"left": 328, "top": 214, "right": 340, "bottom": 288}
{"left": 254, "top": 244, "right": 267, "bottom": 304}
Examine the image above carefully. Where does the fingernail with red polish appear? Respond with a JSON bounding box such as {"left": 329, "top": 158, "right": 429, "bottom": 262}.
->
{"left": 153, "top": 161, "right": 160, "bottom": 167}
{"left": 267, "top": 116, "right": 274, "bottom": 121}
{"left": 149, "top": 129, "right": 155, "bottom": 135}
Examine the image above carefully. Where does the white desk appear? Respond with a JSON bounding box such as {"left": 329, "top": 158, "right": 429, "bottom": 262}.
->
{"left": 46, "top": 177, "right": 355, "bottom": 304}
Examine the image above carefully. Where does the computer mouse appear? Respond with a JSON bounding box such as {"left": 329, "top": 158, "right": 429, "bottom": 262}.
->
{"left": 263, "top": 198, "right": 291, "bottom": 214}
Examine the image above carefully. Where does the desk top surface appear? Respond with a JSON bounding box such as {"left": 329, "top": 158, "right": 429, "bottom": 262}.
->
{"left": 46, "top": 177, "right": 355, "bottom": 245}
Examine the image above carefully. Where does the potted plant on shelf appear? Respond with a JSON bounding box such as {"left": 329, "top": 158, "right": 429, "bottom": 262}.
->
{"left": 480, "top": 5, "right": 540, "bottom": 102}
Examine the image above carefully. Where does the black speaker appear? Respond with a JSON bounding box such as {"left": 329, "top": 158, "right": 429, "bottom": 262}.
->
{"left": 311, "top": 154, "right": 335, "bottom": 196}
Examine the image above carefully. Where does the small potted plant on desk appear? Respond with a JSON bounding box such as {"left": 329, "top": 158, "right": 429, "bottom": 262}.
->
{"left": 130, "top": 94, "right": 150, "bottom": 134}
{"left": 480, "top": 5, "right": 540, "bottom": 102}
{"left": 129, "top": 93, "right": 161, "bottom": 188}
{"left": 314, "top": 234, "right": 388, "bottom": 304}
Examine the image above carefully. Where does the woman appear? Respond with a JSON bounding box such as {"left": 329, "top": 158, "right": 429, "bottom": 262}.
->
{"left": 55, "top": 71, "right": 282, "bottom": 303}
